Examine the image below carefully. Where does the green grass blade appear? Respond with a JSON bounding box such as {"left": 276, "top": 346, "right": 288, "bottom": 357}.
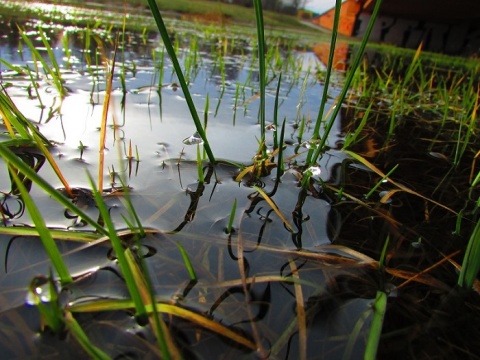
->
{"left": 253, "top": 0, "right": 266, "bottom": 146}
{"left": 0, "top": 144, "right": 108, "bottom": 236}
{"left": 343, "top": 101, "right": 373, "bottom": 149}
{"left": 273, "top": 73, "right": 282, "bottom": 150}
{"left": 364, "top": 291, "right": 387, "bottom": 359}
{"left": 146, "top": 0, "right": 216, "bottom": 168}
{"left": 458, "top": 218, "right": 480, "bottom": 289}
{"left": 226, "top": 198, "right": 237, "bottom": 235}
{"left": 175, "top": 241, "right": 197, "bottom": 280}
{"left": 0, "top": 226, "right": 101, "bottom": 241}
{"left": 118, "top": 177, "right": 145, "bottom": 238}
{"left": 38, "top": 27, "right": 66, "bottom": 97}
{"left": 9, "top": 165, "right": 72, "bottom": 285}
{"left": 0, "top": 89, "right": 33, "bottom": 140}
{"left": 87, "top": 172, "right": 147, "bottom": 320}
{"left": 364, "top": 164, "right": 399, "bottom": 200}
{"left": 18, "top": 27, "right": 65, "bottom": 98}
{"left": 64, "top": 312, "right": 111, "bottom": 360}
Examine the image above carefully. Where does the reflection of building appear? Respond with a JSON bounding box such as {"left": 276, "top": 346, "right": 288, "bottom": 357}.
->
{"left": 311, "top": 0, "right": 480, "bottom": 55}
{"left": 313, "top": 42, "right": 349, "bottom": 71}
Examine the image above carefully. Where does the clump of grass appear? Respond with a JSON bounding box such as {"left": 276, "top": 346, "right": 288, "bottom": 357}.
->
{"left": 307, "top": 0, "right": 384, "bottom": 168}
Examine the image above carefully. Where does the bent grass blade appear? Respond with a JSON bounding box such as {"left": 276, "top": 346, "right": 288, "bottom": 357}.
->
{"left": 253, "top": 186, "right": 294, "bottom": 232}
{"left": 0, "top": 144, "right": 108, "bottom": 236}
{"left": 69, "top": 298, "right": 257, "bottom": 351}
{"left": 32, "top": 132, "right": 74, "bottom": 198}
{"left": 9, "top": 165, "right": 73, "bottom": 285}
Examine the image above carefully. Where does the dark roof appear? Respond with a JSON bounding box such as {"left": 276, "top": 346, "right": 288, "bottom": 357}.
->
{"left": 363, "top": 0, "right": 480, "bottom": 23}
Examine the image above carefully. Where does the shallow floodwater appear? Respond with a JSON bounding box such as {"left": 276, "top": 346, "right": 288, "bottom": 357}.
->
{"left": 1, "top": 2, "right": 480, "bottom": 359}
{"left": 0, "top": 10, "right": 369, "bottom": 359}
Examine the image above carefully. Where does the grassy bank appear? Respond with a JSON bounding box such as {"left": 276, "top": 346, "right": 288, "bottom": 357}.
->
{"left": 1, "top": 0, "right": 317, "bottom": 33}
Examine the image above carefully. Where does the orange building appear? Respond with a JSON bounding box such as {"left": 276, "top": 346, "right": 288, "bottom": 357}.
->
{"left": 311, "top": 0, "right": 362, "bottom": 36}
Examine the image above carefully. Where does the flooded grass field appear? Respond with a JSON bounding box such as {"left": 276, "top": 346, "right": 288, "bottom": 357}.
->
{"left": 1, "top": 0, "right": 480, "bottom": 359}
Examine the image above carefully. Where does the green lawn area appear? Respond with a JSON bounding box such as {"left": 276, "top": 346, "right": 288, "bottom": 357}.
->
{"left": 152, "top": 0, "right": 311, "bottom": 30}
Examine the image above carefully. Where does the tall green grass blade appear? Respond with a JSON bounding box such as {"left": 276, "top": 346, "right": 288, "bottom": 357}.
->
{"left": 196, "top": 144, "right": 204, "bottom": 183}
{"left": 253, "top": 0, "right": 266, "bottom": 147}
{"left": 306, "top": 0, "right": 341, "bottom": 165}
{"left": 0, "top": 144, "right": 108, "bottom": 236}
{"left": 18, "top": 27, "right": 66, "bottom": 98}
{"left": 38, "top": 28, "right": 64, "bottom": 94}
{"left": 276, "top": 119, "right": 286, "bottom": 180}
{"left": 146, "top": 0, "right": 216, "bottom": 168}
{"left": 226, "top": 198, "right": 237, "bottom": 235}
{"left": 309, "top": 0, "right": 384, "bottom": 166}
{"left": 273, "top": 73, "right": 282, "bottom": 150}
{"left": 9, "top": 165, "right": 72, "bottom": 285}
{"left": 364, "top": 290, "right": 387, "bottom": 359}
{"left": 458, "top": 218, "right": 480, "bottom": 289}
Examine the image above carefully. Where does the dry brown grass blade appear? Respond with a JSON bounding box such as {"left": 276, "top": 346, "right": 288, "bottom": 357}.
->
{"left": 289, "top": 259, "right": 307, "bottom": 360}
{"left": 235, "top": 165, "right": 254, "bottom": 182}
{"left": 385, "top": 267, "right": 450, "bottom": 291}
{"left": 32, "top": 132, "right": 74, "bottom": 198}
{"left": 253, "top": 185, "right": 294, "bottom": 232}
{"left": 68, "top": 299, "right": 257, "bottom": 351}
{"left": 211, "top": 274, "right": 319, "bottom": 289}
{"left": 0, "top": 107, "right": 15, "bottom": 138}
{"left": 345, "top": 150, "right": 457, "bottom": 214}
{"left": 396, "top": 250, "right": 460, "bottom": 290}
{"left": 155, "top": 304, "right": 257, "bottom": 350}
{"left": 98, "top": 41, "right": 117, "bottom": 192}
{"left": 236, "top": 217, "right": 267, "bottom": 356}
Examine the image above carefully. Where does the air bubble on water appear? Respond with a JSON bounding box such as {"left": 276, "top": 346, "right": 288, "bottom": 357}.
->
{"left": 300, "top": 139, "right": 321, "bottom": 149}
{"left": 183, "top": 131, "right": 204, "bottom": 145}
{"left": 306, "top": 165, "right": 321, "bottom": 176}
